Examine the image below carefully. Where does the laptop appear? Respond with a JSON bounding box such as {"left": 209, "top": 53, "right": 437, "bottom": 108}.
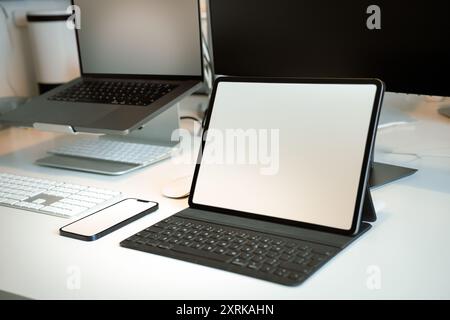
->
{"left": 0, "top": 0, "right": 203, "bottom": 134}
{"left": 121, "top": 77, "right": 384, "bottom": 285}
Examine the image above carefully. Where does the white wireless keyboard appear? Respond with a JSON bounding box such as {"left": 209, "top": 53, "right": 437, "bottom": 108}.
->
{"left": 0, "top": 173, "right": 122, "bottom": 218}
{"left": 49, "top": 138, "right": 172, "bottom": 165}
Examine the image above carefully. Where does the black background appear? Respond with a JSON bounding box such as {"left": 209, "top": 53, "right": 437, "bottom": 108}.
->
{"left": 209, "top": 0, "right": 450, "bottom": 96}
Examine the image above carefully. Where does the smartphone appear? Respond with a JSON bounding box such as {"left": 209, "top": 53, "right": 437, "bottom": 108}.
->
{"left": 60, "top": 198, "right": 158, "bottom": 241}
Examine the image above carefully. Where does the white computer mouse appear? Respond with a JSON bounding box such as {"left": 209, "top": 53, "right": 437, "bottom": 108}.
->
{"left": 161, "top": 175, "right": 193, "bottom": 199}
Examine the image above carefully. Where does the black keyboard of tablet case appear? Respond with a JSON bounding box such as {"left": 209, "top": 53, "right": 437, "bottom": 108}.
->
{"left": 120, "top": 215, "right": 339, "bottom": 286}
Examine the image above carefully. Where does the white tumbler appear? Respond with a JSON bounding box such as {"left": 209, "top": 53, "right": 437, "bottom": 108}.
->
{"left": 26, "top": 10, "right": 80, "bottom": 94}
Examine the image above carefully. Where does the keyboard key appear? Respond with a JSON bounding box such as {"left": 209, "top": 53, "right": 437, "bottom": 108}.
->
{"left": 274, "top": 268, "right": 289, "bottom": 277}
{"left": 279, "top": 261, "right": 306, "bottom": 272}
{"left": 213, "top": 248, "right": 227, "bottom": 255}
{"left": 251, "top": 255, "right": 265, "bottom": 262}
{"left": 239, "top": 253, "right": 251, "bottom": 260}
{"left": 69, "top": 195, "right": 105, "bottom": 204}
{"left": 164, "top": 217, "right": 173, "bottom": 224}
{"left": 231, "top": 258, "right": 248, "bottom": 267}
{"left": 285, "top": 242, "right": 297, "bottom": 248}
{"left": 260, "top": 265, "right": 276, "bottom": 273}
{"left": 196, "top": 236, "right": 206, "bottom": 242}
{"left": 254, "top": 248, "right": 265, "bottom": 255}
{"left": 298, "top": 250, "right": 311, "bottom": 258}
{"left": 180, "top": 240, "right": 192, "bottom": 247}
{"left": 279, "top": 254, "right": 292, "bottom": 261}
{"left": 157, "top": 244, "right": 172, "bottom": 250}
{"left": 229, "top": 244, "right": 241, "bottom": 250}
{"left": 145, "top": 239, "right": 159, "bottom": 247}
{"left": 15, "top": 202, "right": 44, "bottom": 210}
{"left": 0, "top": 198, "right": 18, "bottom": 205}
{"left": 41, "top": 206, "right": 75, "bottom": 217}
{"left": 226, "top": 250, "right": 239, "bottom": 257}
{"left": 4, "top": 193, "right": 28, "bottom": 201}
{"left": 60, "top": 198, "right": 97, "bottom": 208}
{"left": 266, "top": 251, "right": 279, "bottom": 258}
{"left": 312, "top": 247, "right": 335, "bottom": 257}
{"left": 146, "top": 226, "right": 165, "bottom": 233}
{"left": 288, "top": 273, "right": 303, "bottom": 281}
{"left": 51, "top": 202, "right": 88, "bottom": 214}
{"left": 170, "top": 245, "right": 231, "bottom": 263}
{"left": 78, "top": 191, "right": 112, "bottom": 200}
{"left": 247, "top": 262, "right": 262, "bottom": 270}
{"left": 283, "top": 246, "right": 295, "bottom": 253}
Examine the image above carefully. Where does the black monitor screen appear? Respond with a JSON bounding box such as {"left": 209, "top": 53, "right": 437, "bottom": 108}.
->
{"left": 209, "top": 0, "right": 450, "bottom": 96}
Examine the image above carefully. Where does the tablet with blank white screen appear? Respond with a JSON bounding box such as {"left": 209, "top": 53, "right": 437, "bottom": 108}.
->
{"left": 190, "top": 78, "right": 383, "bottom": 235}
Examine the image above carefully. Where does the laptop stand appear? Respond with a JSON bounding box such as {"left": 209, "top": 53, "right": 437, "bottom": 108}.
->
{"left": 35, "top": 104, "right": 181, "bottom": 175}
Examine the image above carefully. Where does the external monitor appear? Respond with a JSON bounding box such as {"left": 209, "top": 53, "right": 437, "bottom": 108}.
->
{"left": 207, "top": 0, "right": 450, "bottom": 186}
{"left": 208, "top": 0, "right": 450, "bottom": 96}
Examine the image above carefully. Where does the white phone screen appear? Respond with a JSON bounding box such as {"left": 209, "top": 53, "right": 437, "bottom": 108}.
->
{"left": 61, "top": 199, "right": 157, "bottom": 237}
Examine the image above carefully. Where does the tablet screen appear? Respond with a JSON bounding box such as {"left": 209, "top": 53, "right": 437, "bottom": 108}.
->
{"left": 191, "top": 80, "right": 379, "bottom": 232}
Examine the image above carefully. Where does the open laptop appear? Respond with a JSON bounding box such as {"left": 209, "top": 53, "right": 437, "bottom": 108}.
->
{"left": 0, "top": 0, "right": 203, "bottom": 134}
{"left": 121, "top": 77, "right": 384, "bottom": 285}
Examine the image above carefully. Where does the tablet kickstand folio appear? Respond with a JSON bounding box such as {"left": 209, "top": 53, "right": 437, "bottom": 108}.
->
{"left": 121, "top": 77, "right": 384, "bottom": 285}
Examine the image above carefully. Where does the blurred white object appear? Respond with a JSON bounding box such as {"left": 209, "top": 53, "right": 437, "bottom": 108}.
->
{"left": 26, "top": 10, "right": 80, "bottom": 93}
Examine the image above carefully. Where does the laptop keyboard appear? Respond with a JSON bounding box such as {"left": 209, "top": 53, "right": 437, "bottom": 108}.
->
{"left": 121, "top": 215, "right": 339, "bottom": 285}
{"left": 48, "top": 80, "right": 178, "bottom": 106}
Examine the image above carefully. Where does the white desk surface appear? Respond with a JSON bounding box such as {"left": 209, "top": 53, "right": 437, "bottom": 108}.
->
{"left": 0, "top": 95, "right": 449, "bottom": 299}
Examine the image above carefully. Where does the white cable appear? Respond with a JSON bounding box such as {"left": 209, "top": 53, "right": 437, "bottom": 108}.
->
{"left": 380, "top": 150, "right": 450, "bottom": 162}
{"left": 0, "top": 3, "right": 18, "bottom": 96}
{"left": 201, "top": 32, "right": 213, "bottom": 92}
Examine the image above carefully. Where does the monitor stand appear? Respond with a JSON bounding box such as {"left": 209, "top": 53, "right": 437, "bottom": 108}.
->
{"left": 35, "top": 104, "right": 181, "bottom": 175}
